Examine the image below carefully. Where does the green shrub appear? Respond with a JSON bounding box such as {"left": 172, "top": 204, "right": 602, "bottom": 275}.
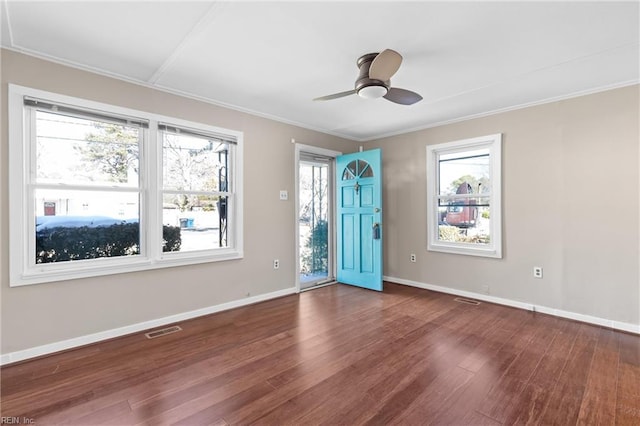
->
{"left": 36, "top": 223, "right": 181, "bottom": 263}
{"left": 162, "top": 225, "right": 181, "bottom": 252}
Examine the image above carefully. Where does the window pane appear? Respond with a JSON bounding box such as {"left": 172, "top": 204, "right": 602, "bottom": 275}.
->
{"left": 34, "top": 189, "right": 140, "bottom": 263}
{"left": 162, "top": 132, "right": 230, "bottom": 192}
{"left": 438, "top": 149, "right": 490, "bottom": 196}
{"left": 360, "top": 164, "right": 373, "bottom": 178}
{"left": 162, "top": 194, "right": 228, "bottom": 251}
{"left": 299, "top": 162, "right": 330, "bottom": 283}
{"left": 438, "top": 196, "right": 490, "bottom": 245}
{"left": 35, "top": 111, "right": 139, "bottom": 187}
{"left": 359, "top": 162, "right": 374, "bottom": 178}
{"left": 342, "top": 160, "right": 357, "bottom": 180}
{"left": 342, "top": 169, "right": 355, "bottom": 180}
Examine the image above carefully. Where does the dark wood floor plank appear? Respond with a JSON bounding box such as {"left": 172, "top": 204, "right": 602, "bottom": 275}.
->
{"left": 169, "top": 381, "right": 275, "bottom": 426}
{"left": 132, "top": 309, "right": 412, "bottom": 423}
{"left": 456, "top": 305, "right": 526, "bottom": 373}
{"left": 528, "top": 318, "right": 581, "bottom": 388}
{"left": 296, "top": 321, "right": 476, "bottom": 424}
{"left": 68, "top": 399, "right": 132, "bottom": 425}
{"left": 577, "top": 327, "right": 620, "bottom": 424}
{"left": 477, "top": 313, "right": 565, "bottom": 423}
{"left": 297, "top": 322, "right": 445, "bottom": 425}
{"left": 224, "top": 312, "right": 430, "bottom": 425}
{"left": 303, "top": 295, "right": 500, "bottom": 424}
{"left": 504, "top": 383, "right": 552, "bottom": 426}
{"left": 426, "top": 308, "right": 553, "bottom": 425}
{"left": 324, "top": 303, "right": 519, "bottom": 425}
{"left": 464, "top": 312, "right": 535, "bottom": 422}
{"left": 616, "top": 334, "right": 640, "bottom": 426}
{"left": 499, "top": 318, "right": 576, "bottom": 425}
{"left": 1, "top": 282, "right": 638, "bottom": 426}
{"left": 380, "top": 365, "right": 473, "bottom": 425}
{"left": 537, "top": 322, "right": 599, "bottom": 425}
{"left": 619, "top": 331, "right": 640, "bottom": 366}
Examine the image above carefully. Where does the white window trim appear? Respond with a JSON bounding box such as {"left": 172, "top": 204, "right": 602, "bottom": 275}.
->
{"left": 9, "top": 84, "right": 243, "bottom": 286}
{"left": 426, "top": 133, "right": 502, "bottom": 258}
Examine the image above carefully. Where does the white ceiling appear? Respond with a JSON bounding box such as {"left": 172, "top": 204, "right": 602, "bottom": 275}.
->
{"left": 2, "top": 1, "right": 638, "bottom": 141}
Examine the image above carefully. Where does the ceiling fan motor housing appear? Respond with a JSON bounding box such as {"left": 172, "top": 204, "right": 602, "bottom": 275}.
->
{"left": 356, "top": 53, "right": 390, "bottom": 98}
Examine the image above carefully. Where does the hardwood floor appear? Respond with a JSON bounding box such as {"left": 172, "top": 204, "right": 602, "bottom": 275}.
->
{"left": 1, "top": 282, "right": 639, "bottom": 425}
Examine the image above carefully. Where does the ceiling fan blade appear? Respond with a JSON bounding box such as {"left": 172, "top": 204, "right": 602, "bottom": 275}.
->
{"left": 384, "top": 88, "right": 423, "bottom": 105}
{"left": 313, "top": 89, "right": 357, "bottom": 101}
{"left": 369, "top": 49, "right": 403, "bottom": 81}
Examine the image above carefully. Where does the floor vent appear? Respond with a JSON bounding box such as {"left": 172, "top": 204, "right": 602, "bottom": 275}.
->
{"left": 454, "top": 297, "right": 481, "bottom": 306}
{"left": 145, "top": 325, "right": 182, "bottom": 339}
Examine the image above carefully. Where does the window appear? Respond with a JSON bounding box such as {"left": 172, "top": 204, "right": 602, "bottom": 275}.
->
{"left": 159, "top": 124, "right": 233, "bottom": 253}
{"left": 342, "top": 159, "right": 374, "bottom": 180}
{"left": 426, "top": 134, "right": 502, "bottom": 258}
{"left": 9, "top": 85, "right": 243, "bottom": 286}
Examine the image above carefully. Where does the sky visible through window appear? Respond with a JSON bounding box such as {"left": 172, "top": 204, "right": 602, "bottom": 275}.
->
{"left": 36, "top": 111, "right": 139, "bottom": 187}
{"left": 438, "top": 148, "right": 490, "bottom": 196}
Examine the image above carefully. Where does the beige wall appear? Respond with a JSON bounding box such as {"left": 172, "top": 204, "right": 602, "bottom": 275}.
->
{"left": 0, "top": 49, "right": 357, "bottom": 353}
{"left": 367, "top": 85, "right": 640, "bottom": 326}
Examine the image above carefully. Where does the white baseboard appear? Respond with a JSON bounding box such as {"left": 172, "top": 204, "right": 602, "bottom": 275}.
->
{"left": 0, "top": 286, "right": 298, "bottom": 366}
{"left": 385, "top": 276, "right": 640, "bottom": 335}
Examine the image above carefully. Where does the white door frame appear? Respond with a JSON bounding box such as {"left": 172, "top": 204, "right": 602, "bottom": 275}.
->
{"left": 295, "top": 143, "right": 342, "bottom": 293}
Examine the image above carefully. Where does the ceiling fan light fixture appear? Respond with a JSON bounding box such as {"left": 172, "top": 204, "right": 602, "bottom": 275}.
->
{"left": 358, "top": 85, "right": 388, "bottom": 99}
{"left": 314, "top": 49, "right": 422, "bottom": 104}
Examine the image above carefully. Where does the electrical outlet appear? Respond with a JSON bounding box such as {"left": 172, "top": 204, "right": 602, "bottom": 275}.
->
{"left": 273, "top": 259, "right": 280, "bottom": 269}
{"left": 533, "top": 266, "right": 543, "bottom": 278}
{"left": 279, "top": 190, "right": 288, "bottom": 201}
{"left": 410, "top": 253, "right": 416, "bottom": 263}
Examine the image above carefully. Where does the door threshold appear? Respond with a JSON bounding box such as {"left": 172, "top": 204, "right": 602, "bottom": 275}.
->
{"left": 300, "top": 280, "right": 337, "bottom": 292}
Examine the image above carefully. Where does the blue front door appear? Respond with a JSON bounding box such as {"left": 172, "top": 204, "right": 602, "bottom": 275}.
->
{"left": 336, "top": 149, "right": 383, "bottom": 291}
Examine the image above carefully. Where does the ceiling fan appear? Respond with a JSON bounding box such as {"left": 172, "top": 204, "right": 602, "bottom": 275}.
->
{"left": 314, "top": 49, "right": 423, "bottom": 105}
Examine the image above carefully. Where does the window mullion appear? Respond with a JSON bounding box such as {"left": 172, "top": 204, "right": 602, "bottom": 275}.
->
{"left": 146, "top": 122, "right": 160, "bottom": 261}
{"left": 161, "top": 189, "right": 231, "bottom": 197}
{"left": 438, "top": 194, "right": 492, "bottom": 199}
{"left": 31, "top": 183, "right": 141, "bottom": 193}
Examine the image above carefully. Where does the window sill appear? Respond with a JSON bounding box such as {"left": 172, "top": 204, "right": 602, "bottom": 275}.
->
{"left": 428, "top": 242, "right": 502, "bottom": 259}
